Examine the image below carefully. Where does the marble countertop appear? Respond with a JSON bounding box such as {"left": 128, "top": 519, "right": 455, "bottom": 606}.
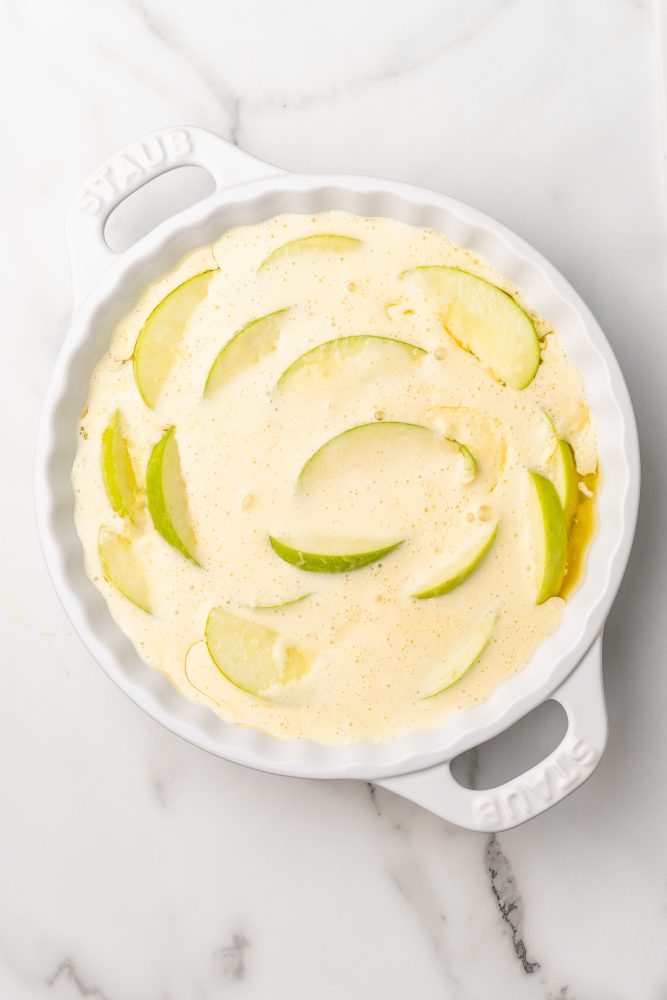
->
{"left": 2, "top": 1, "right": 667, "bottom": 997}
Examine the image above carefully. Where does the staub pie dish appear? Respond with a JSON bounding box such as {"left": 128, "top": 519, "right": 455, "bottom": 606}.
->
{"left": 36, "top": 127, "right": 639, "bottom": 831}
{"left": 72, "top": 212, "right": 598, "bottom": 743}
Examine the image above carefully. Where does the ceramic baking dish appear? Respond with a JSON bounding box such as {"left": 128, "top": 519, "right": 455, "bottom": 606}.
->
{"left": 35, "top": 126, "right": 639, "bottom": 831}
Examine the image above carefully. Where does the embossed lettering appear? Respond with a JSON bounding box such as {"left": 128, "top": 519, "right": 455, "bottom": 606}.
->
{"left": 470, "top": 738, "right": 600, "bottom": 827}
{"left": 115, "top": 154, "right": 143, "bottom": 187}
{"left": 167, "top": 128, "right": 191, "bottom": 157}
{"left": 77, "top": 190, "right": 101, "bottom": 215}
{"left": 504, "top": 790, "right": 530, "bottom": 820}
{"left": 140, "top": 136, "right": 167, "bottom": 168}
{"left": 77, "top": 129, "right": 193, "bottom": 215}
{"left": 570, "top": 738, "right": 597, "bottom": 767}
{"left": 551, "top": 755, "right": 579, "bottom": 792}
{"left": 474, "top": 797, "right": 500, "bottom": 825}
{"left": 526, "top": 768, "right": 555, "bottom": 802}
{"left": 92, "top": 166, "right": 115, "bottom": 199}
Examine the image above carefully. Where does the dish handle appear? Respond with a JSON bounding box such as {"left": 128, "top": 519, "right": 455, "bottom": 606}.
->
{"left": 66, "top": 125, "right": 282, "bottom": 306}
{"left": 376, "top": 635, "right": 606, "bottom": 832}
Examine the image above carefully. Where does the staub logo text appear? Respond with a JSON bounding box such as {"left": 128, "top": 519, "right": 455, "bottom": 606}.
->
{"left": 473, "top": 737, "right": 598, "bottom": 827}
{"left": 77, "top": 129, "right": 192, "bottom": 216}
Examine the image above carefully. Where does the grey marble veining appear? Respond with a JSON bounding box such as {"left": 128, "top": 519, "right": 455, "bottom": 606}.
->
{"left": 2, "top": 1, "right": 667, "bottom": 998}
{"left": 485, "top": 835, "right": 539, "bottom": 975}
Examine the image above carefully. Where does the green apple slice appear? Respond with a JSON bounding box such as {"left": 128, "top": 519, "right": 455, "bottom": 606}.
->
{"left": 276, "top": 335, "right": 426, "bottom": 390}
{"left": 258, "top": 234, "right": 362, "bottom": 270}
{"left": 248, "top": 594, "right": 312, "bottom": 610}
{"left": 98, "top": 527, "right": 150, "bottom": 613}
{"left": 205, "top": 607, "right": 311, "bottom": 695}
{"left": 101, "top": 409, "right": 140, "bottom": 521}
{"left": 298, "top": 421, "right": 476, "bottom": 492}
{"left": 205, "top": 308, "right": 290, "bottom": 396}
{"left": 456, "top": 442, "right": 477, "bottom": 482}
{"left": 403, "top": 266, "right": 540, "bottom": 389}
{"left": 134, "top": 268, "right": 217, "bottom": 407}
{"left": 426, "top": 406, "right": 506, "bottom": 490}
{"left": 540, "top": 408, "right": 560, "bottom": 452}
{"left": 146, "top": 427, "right": 199, "bottom": 564}
{"left": 269, "top": 535, "right": 403, "bottom": 573}
{"left": 412, "top": 524, "right": 498, "bottom": 600}
{"left": 418, "top": 611, "right": 497, "bottom": 699}
{"left": 550, "top": 439, "right": 578, "bottom": 529}
{"left": 529, "top": 470, "right": 568, "bottom": 603}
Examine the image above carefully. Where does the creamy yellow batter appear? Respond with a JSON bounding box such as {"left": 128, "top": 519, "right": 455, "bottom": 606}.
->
{"left": 73, "top": 211, "right": 598, "bottom": 744}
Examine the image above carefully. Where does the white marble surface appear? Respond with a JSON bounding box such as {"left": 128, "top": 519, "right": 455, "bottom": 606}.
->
{"left": 2, "top": 0, "right": 667, "bottom": 996}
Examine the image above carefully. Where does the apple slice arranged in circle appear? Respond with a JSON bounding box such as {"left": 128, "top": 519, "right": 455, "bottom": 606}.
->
{"left": 205, "top": 308, "right": 290, "bottom": 396}
{"left": 550, "top": 438, "right": 578, "bottom": 530}
{"left": 418, "top": 610, "right": 497, "bottom": 699}
{"left": 411, "top": 523, "right": 498, "bottom": 600}
{"left": 276, "top": 334, "right": 426, "bottom": 391}
{"left": 297, "top": 421, "right": 476, "bottom": 493}
{"left": 134, "top": 268, "right": 218, "bottom": 407}
{"left": 147, "top": 427, "right": 199, "bottom": 564}
{"left": 402, "top": 266, "right": 540, "bottom": 390}
{"left": 258, "top": 234, "right": 362, "bottom": 271}
{"left": 529, "top": 470, "right": 567, "bottom": 603}
{"left": 98, "top": 527, "right": 151, "bottom": 613}
{"left": 247, "top": 593, "right": 312, "bottom": 610}
{"left": 205, "top": 607, "right": 311, "bottom": 695}
{"left": 269, "top": 535, "right": 403, "bottom": 573}
{"left": 426, "top": 406, "right": 506, "bottom": 491}
{"left": 101, "top": 409, "right": 140, "bottom": 522}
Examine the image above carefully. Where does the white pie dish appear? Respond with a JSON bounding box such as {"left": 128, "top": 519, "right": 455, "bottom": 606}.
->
{"left": 35, "top": 126, "right": 639, "bottom": 831}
